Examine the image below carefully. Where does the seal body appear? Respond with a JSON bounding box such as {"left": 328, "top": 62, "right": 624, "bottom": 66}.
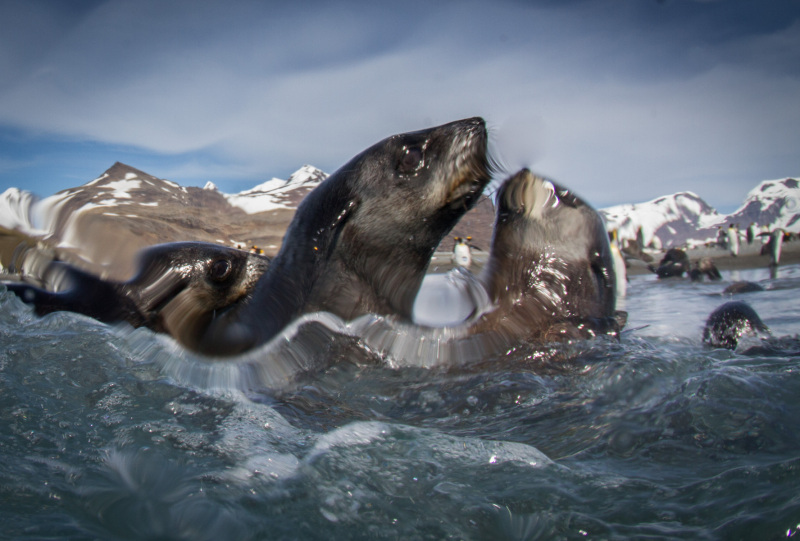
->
{"left": 723, "top": 281, "right": 765, "bottom": 295}
{"left": 359, "top": 169, "right": 626, "bottom": 367}
{"left": 200, "top": 117, "right": 491, "bottom": 355}
{"left": 689, "top": 257, "right": 722, "bottom": 282}
{"left": 703, "top": 301, "right": 770, "bottom": 349}
{"left": 651, "top": 248, "right": 690, "bottom": 279}
{"left": 471, "top": 169, "right": 623, "bottom": 342}
{"left": 4, "top": 242, "right": 270, "bottom": 352}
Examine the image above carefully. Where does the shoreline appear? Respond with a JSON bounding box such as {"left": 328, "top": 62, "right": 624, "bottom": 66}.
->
{"left": 428, "top": 240, "right": 800, "bottom": 276}
{"left": 625, "top": 240, "right": 800, "bottom": 276}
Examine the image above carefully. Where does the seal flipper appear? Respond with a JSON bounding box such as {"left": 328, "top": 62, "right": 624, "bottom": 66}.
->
{"left": 5, "top": 264, "right": 144, "bottom": 326}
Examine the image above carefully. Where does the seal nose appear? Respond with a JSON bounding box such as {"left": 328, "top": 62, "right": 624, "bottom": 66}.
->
{"left": 500, "top": 169, "right": 548, "bottom": 215}
{"left": 458, "top": 116, "right": 485, "bottom": 128}
{"left": 448, "top": 117, "right": 486, "bottom": 138}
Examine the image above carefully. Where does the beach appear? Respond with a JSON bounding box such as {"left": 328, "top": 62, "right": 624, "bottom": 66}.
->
{"left": 428, "top": 238, "right": 800, "bottom": 276}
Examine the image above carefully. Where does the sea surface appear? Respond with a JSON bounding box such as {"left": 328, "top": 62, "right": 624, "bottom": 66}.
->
{"left": 1, "top": 264, "right": 800, "bottom": 540}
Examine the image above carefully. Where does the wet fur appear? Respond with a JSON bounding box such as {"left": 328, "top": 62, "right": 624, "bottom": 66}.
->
{"left": 472, "top": 169, "right": 622, "bottom": 342}
{"left": 4, "top": 242, "right": 270, "bottom": 352}
{"left": 200, "top": 118, "right": 492, "bottom": 355}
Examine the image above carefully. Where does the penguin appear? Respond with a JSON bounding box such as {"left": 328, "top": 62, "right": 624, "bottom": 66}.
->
{"left": 451, "top": 236, "right": 472, "bottom": 269}
{"left": 760, "top": 228, "right": 784, "bottom": 268}
{"left": 746, "top": 222, "right": 756, "bottom": 245}
{"left": 728, "top": 224, "right": 739, "bottom": 256}
{"left": 609, "top": 229, "right": 627, "bottom": 298}
{"left": 716, "top": 226, "right": 728, "bottom": 250}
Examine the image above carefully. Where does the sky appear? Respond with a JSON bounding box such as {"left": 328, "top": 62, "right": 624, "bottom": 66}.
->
{"left": 0, "top": 0, "right": 798, "bottom": 213}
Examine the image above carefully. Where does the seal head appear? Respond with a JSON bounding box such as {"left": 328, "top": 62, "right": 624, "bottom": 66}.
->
{"left": 475, "top": 168, "right": 623, "bottom": 342}
{"left": 650, "top": 248, "right": 690, "bottom": 279}
{"left": 703, "top": 300, "right": 771, "bottom": 349}
{"left": 4, "top": 241, "right": 270, "bottom": 352}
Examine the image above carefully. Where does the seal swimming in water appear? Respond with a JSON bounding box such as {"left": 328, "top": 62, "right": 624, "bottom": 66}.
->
{"left": 650, "top": 248, "right": 690, "bottom": 279}
{"left": 468, "top": 168, "right": 624, "bottom": 342}
{"left": 359, "top": 168, "right": 626, "bottom": 367}
{"left": 3, "top": 242, "right": 270, "bottom": 352}
{"left": 198, "top": 117, "right": 492, "bottom": 355}
{"left": 722, "top": 281, "right": 765, "bottom": 295}
{"left": 702, "top": 300, "right": 770, "bottom": 349}
{"left": 689, "top": 257, "right": 722, "bottom": 282}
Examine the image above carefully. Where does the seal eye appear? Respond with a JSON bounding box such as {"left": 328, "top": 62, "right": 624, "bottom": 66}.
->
{"left": 398, "top": 146, "right": 424, "bottom": 175}
{"left": 208, "top": 258, "right": 233, "bottom": 283}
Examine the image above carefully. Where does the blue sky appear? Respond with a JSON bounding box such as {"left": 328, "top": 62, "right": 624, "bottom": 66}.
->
{"left": 1, "top": 0, "right": 798, "bottom": 213}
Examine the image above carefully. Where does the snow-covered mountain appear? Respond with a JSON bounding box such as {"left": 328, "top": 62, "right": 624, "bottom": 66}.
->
{"left": 2, "top": 163, "right": 795, "bottom": 276}
{"left": 0, "top": 162, "right": 328, "bottom": 237}
{"left": 220, "top": 165, "right": 327, "bottom": 214}
{"left": 600, "top": 178, "right": 800, "bottom": 249}
{"left": 0, "top": 162, "right": 495, "bottom": 276}
{"left": 731, "top": 178, "right": 800, "bottom": 232}
{"left": 601, "top": 192, "right": 721, "bottom": 250}
{"left": 0, "top": 162, "right": 327, "bottom": 276}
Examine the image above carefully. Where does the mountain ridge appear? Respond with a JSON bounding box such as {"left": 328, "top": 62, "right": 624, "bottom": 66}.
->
{"left": 1, "top": 163, "right": 797, "bottom": 276}
{"left": 601, "top": 177, "right": 800, "bottom": 249}
{"left": 0, "top": 162, "right": 496, "bottom": 277}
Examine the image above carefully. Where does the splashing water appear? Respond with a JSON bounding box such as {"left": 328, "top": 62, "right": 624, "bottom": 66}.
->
{"left": 1, "top": 264, "right": 799, "bottom": 539}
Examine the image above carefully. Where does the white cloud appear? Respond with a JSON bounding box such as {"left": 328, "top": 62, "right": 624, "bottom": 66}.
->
{"left": 0, "top": 0, "right": 798, "bottom": 209}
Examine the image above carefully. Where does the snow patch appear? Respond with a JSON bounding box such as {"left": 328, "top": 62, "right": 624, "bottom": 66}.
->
{"left": 224, "top": 165, "right": 327, "bottom": 214}
{"left": 85, "top": 173, "right": 109, "bottom": 187}
{"left": 103, "top": 179, "right": 141, "bottom": 199}
{"left": 601, "top": 177, "right": 799, "bottom": 249}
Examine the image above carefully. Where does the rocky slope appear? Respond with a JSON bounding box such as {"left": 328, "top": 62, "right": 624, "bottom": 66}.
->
{"left": 0, "top": 162, "right": 496, "bottom": 278}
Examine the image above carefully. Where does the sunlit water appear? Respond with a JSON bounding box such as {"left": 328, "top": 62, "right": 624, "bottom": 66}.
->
{"left": 2, "top": 265, "right": 800, "bottom": 540}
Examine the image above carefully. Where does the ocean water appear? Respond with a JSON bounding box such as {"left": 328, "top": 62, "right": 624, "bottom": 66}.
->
{"left": 1, "top": 264, "right": 800, "bottom": 540}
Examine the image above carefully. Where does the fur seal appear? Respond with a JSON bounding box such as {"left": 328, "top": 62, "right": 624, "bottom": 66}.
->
{"left": 3, "top": 242, "right": 270, "bottom": 352}
{"left": 199, "top": 117, "right": 492, "bottom": 355}
{"left": 361, "top": 168, "right": 626, "bottom": 366}
{"left": 689, "top": 257, "right": 722, "bottom": 282}
{"left": 468, "top": 168, "right": 624, "bottom": 341}
{"left": 723, "top": 281, "right": 765, "bottom": 295}
{"left": 702, "top": 300, "right": 770, "bottom": 349}
{"left": 650, "top": 248, "right": 690, "bottom": 279}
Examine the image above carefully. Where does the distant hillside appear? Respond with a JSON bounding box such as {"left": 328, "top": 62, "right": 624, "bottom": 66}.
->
{"left": 3, "top": 162, "right": 796, "bottom": 277}
{"left": 0, "top": 162, "right": 496, "bottom": 277}
{"left": 601, "top": 178, "right": 800, "bottom": 249}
